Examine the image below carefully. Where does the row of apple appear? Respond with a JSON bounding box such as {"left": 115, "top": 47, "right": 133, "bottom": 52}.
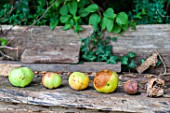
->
{"left": 8, "top": 67, "right": 138, "bottom": 94}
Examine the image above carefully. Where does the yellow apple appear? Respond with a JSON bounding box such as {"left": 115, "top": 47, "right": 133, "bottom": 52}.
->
{"left": 69, "top": 72, "right": 89, "bottom": 91}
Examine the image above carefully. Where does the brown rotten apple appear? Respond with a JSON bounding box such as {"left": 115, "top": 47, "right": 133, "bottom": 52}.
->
{"left": 123, "top": 80, "right": 139, "bottom": 95}
{"left": 93, "top": 69, "right": 119, "bottom": 93}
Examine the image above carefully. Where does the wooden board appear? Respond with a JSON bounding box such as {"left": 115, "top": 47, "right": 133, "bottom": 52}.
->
{"left": 0, "top": 102, "right": 122, "bottom": 113}
{"left": 1, "top": 25, "right": 93, "bottom": 63}
{"left": 0, "top": 75, "right": 169, "bottom": 113}
{"left": 106, "top": 24, "right": 170, "bottom": 73}
{"left": 0, "top": 61, "right": 121, "bottom": 76}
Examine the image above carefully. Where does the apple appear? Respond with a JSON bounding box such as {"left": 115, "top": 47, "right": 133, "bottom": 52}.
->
{"left": 42, "top": 72, "right": 62, "bottom": 89}
{"left": 69, "top": 72, "right": 89, "bottom": 91}
{"left": 93, "top": 69, "right": 119, "bottom": 93}
{"left": 123, "top": 80, "right": 139, "bottom": 95}
{"left": 8, "top": 67, "right": 34, "bottom": 87}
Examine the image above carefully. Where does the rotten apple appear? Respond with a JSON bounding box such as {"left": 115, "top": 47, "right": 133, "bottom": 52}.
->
{"left": 93, "top": 69, "right": 119, "bottom": 93}
{"left": 123, "top": 80, "right": 139, "bottom": 95}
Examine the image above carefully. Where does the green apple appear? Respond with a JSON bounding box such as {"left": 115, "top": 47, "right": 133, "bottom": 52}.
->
{"left": 8, "top": 67, "right": 34, "bottom": 87}
{"left": 69, "top": 72, "right": 89, "bottom": 91}
{"left": 93, "top": 69, "right": 119, "bottom": 93}
{"left": 42, "top": 72, "right": 62, "bottom": 89}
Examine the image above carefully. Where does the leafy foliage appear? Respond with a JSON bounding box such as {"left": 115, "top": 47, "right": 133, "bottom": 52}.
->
{"left": 0, "top": 0, "right": 129, "bottom": 33}
{"left": 0, "top": 38, "right": 8, "bottom": 46}
{"left": 80, "top": 32, "right": 137, "bottom": 71}
{"left": 0, "top": 0, "right": 167, "bottom": 71}
{"left": 128, "top": 0, "right": 169, "bottom": 24}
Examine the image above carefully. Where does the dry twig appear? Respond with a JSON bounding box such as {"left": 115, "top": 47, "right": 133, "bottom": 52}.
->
{"left": 23, "top": 1, "right": 58, "bottom": 33}
{"left": 0, "top": 50, "right": 14, "bottom": 60}
{"left": 0, "top": 46, "right": 18, "bottom": 50}
{"left": 155, "top": 49, "right": 170, "bottom": 77}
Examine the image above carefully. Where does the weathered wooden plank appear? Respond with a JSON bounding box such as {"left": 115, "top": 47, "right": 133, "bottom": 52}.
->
{"left": 0, "top": 61, "right": 121, "bottom": 74}
{"left": 21, "top": 46, "right": 79, "bottom": 63}
{"left": 106, "top": 24, "right": 170, "bottom": 73}
{"left": 1, "top": 25, "right": 93, "bottom": 63}
{"left": 0, "top": 76, "right": 169, "bottom": 113}
{"left": 0, "top": 102, "right": 123, "bottom": 113}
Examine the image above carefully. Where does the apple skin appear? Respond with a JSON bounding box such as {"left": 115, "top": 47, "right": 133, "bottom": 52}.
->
{"left": 42, "top": 72, "right": 62, "bottom": 89}
{"left": 93, "top": 69, "right": 119, "bottom": 93}
{"left": 123, "top": 80, "right": 139, "bottom": 95}
{"left": 8, "top": 67, "right": 34, "bottom": 88}
{"left": 69, "top": 72, "right": 89, "bottom": 91}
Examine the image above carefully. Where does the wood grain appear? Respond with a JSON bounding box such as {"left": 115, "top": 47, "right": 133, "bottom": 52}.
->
{"left": 1, "top": 25, "right": 93, "bottom": 63}
{"left": 0, "top": 61, "right": 121, "bottom": 74}
{"left": 0, "top": 75, "right": 169, "bottom": 113}
{"left": 106, "top": 24, "right": 170, "bottom": 74}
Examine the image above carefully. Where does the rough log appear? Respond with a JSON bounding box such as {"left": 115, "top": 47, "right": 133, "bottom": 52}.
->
{"left": 106, "top": 24, "right": 170, "bottom": 74}
{"left": 0, "top": 102, "right": 118, "bottom": 113}
{"left": 1, "top": 25, "right": 93, "bottom": 63}
{"left": 0, "top": 61, "right": 121, "bottom": 76}
{"left": 1, "top": 24, "right": 170, "bottom": 73}
{"left": 0, "top": 76, "right": 170, "bottom": 113}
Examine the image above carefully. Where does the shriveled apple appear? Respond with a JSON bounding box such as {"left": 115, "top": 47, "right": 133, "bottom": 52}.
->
{"left": 94, "top": 69, "right": 119, "bottom": 93}
{"left": 123, "top": 80, "right": 139, "bottom": 95}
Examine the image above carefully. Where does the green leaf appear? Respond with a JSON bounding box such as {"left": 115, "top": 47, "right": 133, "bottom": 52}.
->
{"left": 82, "top": 51, "right": 96, "bottom": 61}
{"left": 79, "top": 0, "right": 90, "bottom": 7}
{"left": 106, "top": 56, "right": 119, "bottom": 64}
{"left": 112, "top": 24, "right": 121, "bottom": 34}
{"left": 85, "top": 4, "right": 98, "bottom": 13}
{"left": 79, "top": 8, "right": 89, "bottom": 17}
{"left": 15, "top": 0, "right": 30, "bottom": 13}
{"left": 38, "top": 0, "right": 46, "bottom": 7}
{"left": 60, "top": 5, "right": 68, "bottom": 15}
{"left": 106, "top": 19, "right": 114, "bottom": 32}
{"left": 111, "top": 37, "right": 117, "bottom": 42}
{"left": 67, "top": 1, "right": 77, "bottom": 15}
{"left": 128, "top": 59, "right": 137, "bottom": 69}
{"left": 74, "top": 24, "right": 83, "bottom": 32}
{"left": 103, "top": 8, "right": 116, "bottom": 19}
{"left": 96, "top": 46, "right": 104, "bottom": 55}
{"left": 101, "top": 17, "right": 114, "bottom": 32}
{"left": 116, "top": 12, "right": 128, "bottom": 26}
{"left": 142, "top": 8, "right": 147, "bottom": 15}
{"left": 89, "top": 13, "right": 101, "bottom": 31}
{"left": 104, "top": 36, "right": 111, "bottom": 45}
{"left": 127, "top": 51, "right": 136, "bottom": 58}
{"left": 59, "top": 15, "right": 71, "bottom": 23}
{"left": 134, "top": 14, "right": 142, "bottom": 19}
{"left": 63, "top": 24, "right": 72, "bottom": 30}
{"left": 73, "top": 16, "right": 80, "bottom": 22}
{"left": 0, "top": 38, "right": 8, "bottom": 46}
{"left": 120, "top": 56, "right": 129, "bottom": 65}
{"left": 140, "top": 58, "right": 146, "bottom": 64}
{"left": 101, "top": 17, "right": 108, "bottom": 30}
{"left": 122, "top": 24, "right": 128, "bottom": 31}
{"left": 156, "top": 59, "right": 161, "bottom": 67}
{"left": 50, "top": 18, "right": 59, "bottom": 30}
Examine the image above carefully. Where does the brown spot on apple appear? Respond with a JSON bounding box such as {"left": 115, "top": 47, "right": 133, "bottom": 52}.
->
{"left": 94, "top": 69, "right": 112, "bottom": 88}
